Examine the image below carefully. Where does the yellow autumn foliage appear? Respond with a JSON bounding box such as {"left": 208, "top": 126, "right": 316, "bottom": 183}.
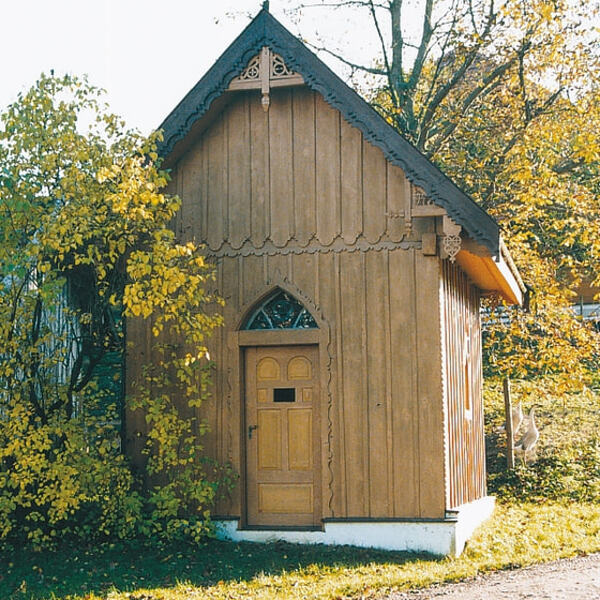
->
{"left": 349, "top": 0, "right": 600, "bottom": 389}
{"left": 0, "top": 74, "right": 228, "bottom": 549}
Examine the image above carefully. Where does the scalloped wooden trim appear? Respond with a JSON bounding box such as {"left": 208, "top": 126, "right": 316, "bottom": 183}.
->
{"left": 205, "top": 236, "right": 419, "bottom": 258}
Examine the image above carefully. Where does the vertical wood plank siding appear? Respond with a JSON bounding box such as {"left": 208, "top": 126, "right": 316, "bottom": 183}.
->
{"left": 181, "top": 88, "right": 410, "bottom": 252}
{"left": 442, "top": 261, "right": 486, "bottom": 508}
{"left": 127, "top": 87, "right": 449, "bottom": 520}
{"left": 197, "top": 249, "right": 445, "bottom": 519}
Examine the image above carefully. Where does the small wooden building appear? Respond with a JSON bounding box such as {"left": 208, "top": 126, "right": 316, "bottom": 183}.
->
{"left": 126, "top": 9, "right": 524, "bottom": 555}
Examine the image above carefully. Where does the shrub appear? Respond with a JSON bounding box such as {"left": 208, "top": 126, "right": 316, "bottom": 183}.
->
{"left": 0, "top": 74, "right": 228, "bottom": 549}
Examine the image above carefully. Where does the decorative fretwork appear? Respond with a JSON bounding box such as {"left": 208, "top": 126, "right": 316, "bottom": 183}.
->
{"left": 412, "top": 185, "right": 433, "bottom": 207}
{"left": 271, "top": 53, "right": 293, "bottom": 78}
{"left": 244, "top": 290, "right": 318, "bottom": 330}
{"left": 442, "top": 234, "right": 462, "bottom": 262}
{"left": 238, "top": 54, "right": 261, "bottom": 81}
{"left": 442, "top": 215, "right": 462, "bottom": 262}
{"left": 228, "top": 47, "right": 305, "bottom": 111}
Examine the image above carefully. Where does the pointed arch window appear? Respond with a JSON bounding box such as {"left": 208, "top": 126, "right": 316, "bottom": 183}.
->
{"left": 243, "top": 290, "right": 318, "bottom": 330}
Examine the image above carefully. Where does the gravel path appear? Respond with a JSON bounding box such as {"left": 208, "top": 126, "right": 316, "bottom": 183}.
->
{"left": 388, "top": 554, "right": 600, "bottom": 599}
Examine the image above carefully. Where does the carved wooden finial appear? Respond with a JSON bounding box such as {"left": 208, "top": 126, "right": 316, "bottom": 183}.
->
{"left": 262, "top": 0, "right": 270, "bottom": 11}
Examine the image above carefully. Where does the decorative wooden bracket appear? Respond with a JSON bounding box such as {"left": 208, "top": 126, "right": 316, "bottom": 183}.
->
{"left": 386, "top": 182, "right": 446, "bottom": 239}
{"left": 442, "top": 215, "right": 462, "bottom": 262}
{"left": 228, "top": 46, "right": 305, "bottom": 111}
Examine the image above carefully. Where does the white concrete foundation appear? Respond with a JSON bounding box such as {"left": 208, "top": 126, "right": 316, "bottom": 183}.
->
{"left": 214, "top": 496, "right": 495, "bottom": 556}
{"left": 451, "top": 495, "right": 496, "bottom": 555}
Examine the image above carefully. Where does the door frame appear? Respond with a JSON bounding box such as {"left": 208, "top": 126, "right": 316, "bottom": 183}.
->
{"left": 227, "top": 299, "right": 331, "bottom": 529}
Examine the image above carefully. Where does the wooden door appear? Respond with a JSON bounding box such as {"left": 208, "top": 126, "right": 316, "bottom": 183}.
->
{"left": 245, "top": 345, "right": 320, "bottom": 527}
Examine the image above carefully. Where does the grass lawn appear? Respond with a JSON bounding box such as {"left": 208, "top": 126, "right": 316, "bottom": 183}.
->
{"left": 3, "top": 500, "right": 600, "bottom": 600}
{"left": 3, "top": 383, "right": 599, "bottom": 599}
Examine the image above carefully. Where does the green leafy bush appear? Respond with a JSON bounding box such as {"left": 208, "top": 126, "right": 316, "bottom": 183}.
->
{"left": 0, "top": 74, "right": 230, "bottom": 549}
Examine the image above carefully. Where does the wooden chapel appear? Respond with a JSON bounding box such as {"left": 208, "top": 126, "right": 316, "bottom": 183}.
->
{"left": 125, "top": 7, "right": 525, "bottom": 555}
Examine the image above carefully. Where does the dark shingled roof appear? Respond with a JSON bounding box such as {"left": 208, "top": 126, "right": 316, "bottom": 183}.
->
{"left": 158, "top": 9, "right": 500, "bottom": 255}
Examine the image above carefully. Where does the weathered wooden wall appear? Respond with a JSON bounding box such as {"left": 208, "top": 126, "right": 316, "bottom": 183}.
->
{"left": 126, "top": 86, "right": 457, "bottom": 521}
{"left": 195, "top": 249, "right": 446, "bottom": 520}
{"left": 441, "top": 260, "right": 486, "bottom": 508}
{"left": 171, "top": 87, "right": 411, "bottom": 253}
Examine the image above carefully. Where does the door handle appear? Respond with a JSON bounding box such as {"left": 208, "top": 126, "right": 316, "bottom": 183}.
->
{"left": 248, "top": 425, "right": 258, "bottom": 439}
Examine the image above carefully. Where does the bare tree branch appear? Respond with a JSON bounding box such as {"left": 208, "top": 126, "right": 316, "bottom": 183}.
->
{"left": 417, "top": 5, "right": 460, "bottom": 127}
{"left": 304, "top": 40, "right": 388, "bottom": 75}
{"left": 367, "top": 0, "right": 396, "bottom": 105}
{"left": 389, "top": 0, "right": 404, "bottom": 97}
{"left": 468, "top": 0, "right": 480, "bottom": 34}
{"left": 416, "top": 0, "right": 498, "bottom": 148}
{"left": 297, "top": 0, "right": 389, "bottom": 8}
{"left": 426, "top": 78, "right": 504, "bottom": 157}
{"left": 407, "top": 0, "right": 434, "bottom": 91}
{"left": 426, "top": 56, "right": 517, "bottom": 156}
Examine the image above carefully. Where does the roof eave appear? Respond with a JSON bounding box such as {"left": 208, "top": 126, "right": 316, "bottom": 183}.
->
{"left": 456, "top": 237, "right": 525, "bottom": 305}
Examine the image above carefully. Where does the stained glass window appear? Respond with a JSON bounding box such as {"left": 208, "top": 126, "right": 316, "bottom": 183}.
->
{"left": 244, "top": 290, "right": 318, "bottom": 330}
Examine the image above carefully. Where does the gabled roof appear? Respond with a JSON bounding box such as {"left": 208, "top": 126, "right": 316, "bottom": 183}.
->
{"left": 158, "top": 8, "right": 500, "bottom": 255}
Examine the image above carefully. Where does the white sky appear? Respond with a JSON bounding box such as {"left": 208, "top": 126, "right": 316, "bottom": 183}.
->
{"left": 0, "top": 0, "right": 389, "bottom": 134}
